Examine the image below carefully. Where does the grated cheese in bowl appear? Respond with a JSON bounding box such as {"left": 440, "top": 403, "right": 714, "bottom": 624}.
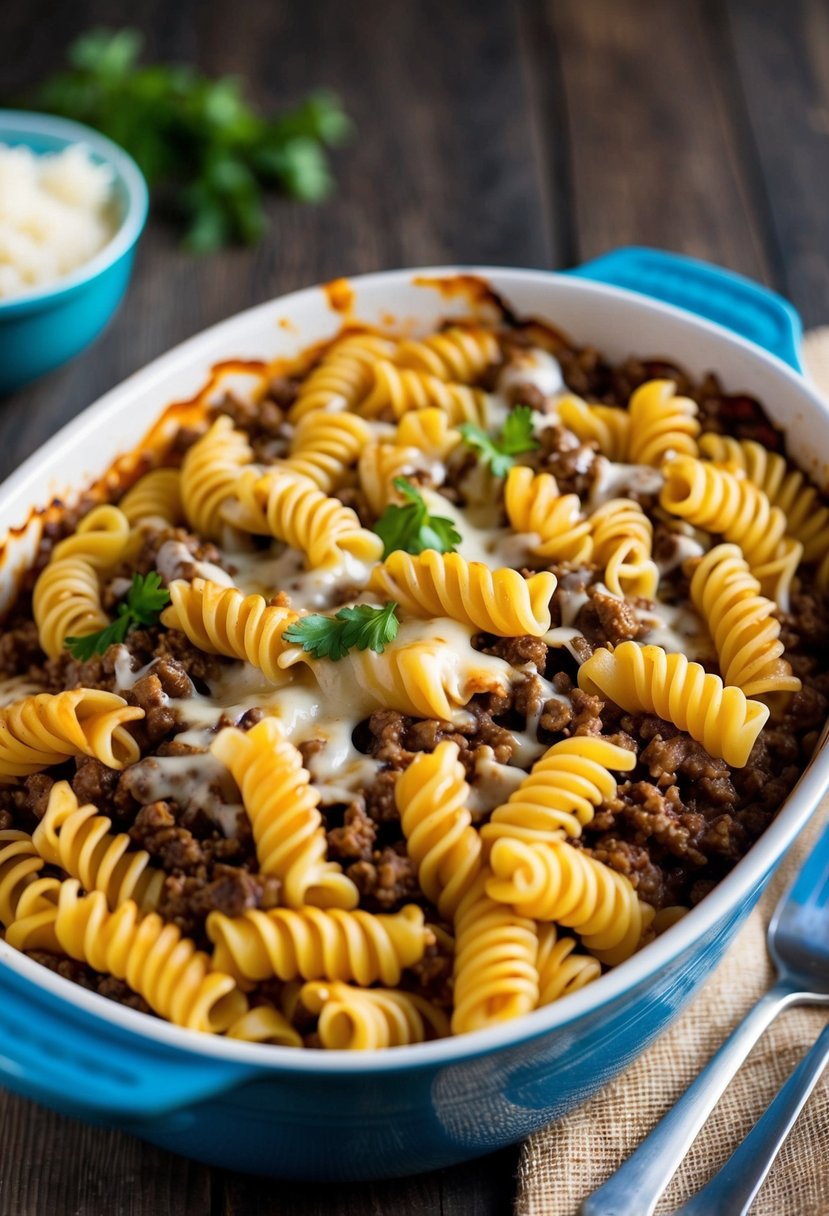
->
{"left": 0, "top": 142, "right": 118, "bottom": 301}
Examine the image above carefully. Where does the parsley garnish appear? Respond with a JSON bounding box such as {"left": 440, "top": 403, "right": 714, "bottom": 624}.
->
{"left": 66, "top": 572, "right": 171, "bottom": 661}
{"left": 458, "top": 404, "right": 539, "bottom": 477}
{"left": 282, "top": 602, "right": 400, "bottom": 661}
{"left": 374, "top": 478, "right": 461, "bottom": 558}
{"left": 26, "top": 29, "right": 352, "bottom": 250}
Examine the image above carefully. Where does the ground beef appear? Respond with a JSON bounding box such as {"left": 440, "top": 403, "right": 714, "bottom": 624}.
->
{"left": 348, "top": 845, "right": 421, "bottom": 912}
{"left": 403, "top": 941, "right": 454, "bottom": 1011}
{"left": 71, "top": 758, "right": 120, "bottom": 819}
{"left": 575, "top": 587, "right": 650, "bottom": 648}
{"left": 327, "top": 802, "right": 377, "bottom": 862}
{"left": 130, "top": 801, "right": 206, "bottom": 871}
{"left": 212, "top": 391, "right": 288, "bottom": 443}
{"left": 536, "top": 425, "right": 600, "bottom": 497}
{"left": 477, "top": 633, "right": 549, "bottom": 671}
{"left": 0, "top": 618, "right": 42, "bottom": 678}
{"left": 27, "top": 951, "right": 154, "bottom": 1015}
{"left": 363, "top": 770, "right": 401, "bottom": 824}
{"left": 125, "top": 673, "right": 180, "bottom": 744}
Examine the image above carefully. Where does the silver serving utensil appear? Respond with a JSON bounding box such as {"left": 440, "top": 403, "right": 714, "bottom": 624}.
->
{"left": 580, "top": 814, "right": 829, "bottom": 1216}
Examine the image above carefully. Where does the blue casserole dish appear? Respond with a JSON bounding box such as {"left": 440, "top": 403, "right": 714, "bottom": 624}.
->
{"left": 0, "top": 248, "right": 825, "bottom": 1180}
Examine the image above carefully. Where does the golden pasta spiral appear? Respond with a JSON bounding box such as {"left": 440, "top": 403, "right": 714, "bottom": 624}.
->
{"left": 368, "top": 549, "right": 556, "bottom": 637}
{"left": 395, "top": 407, "right": 461, "bottom": 458}
{"left": 504, "top": 466, "right": 593, "bottom": 562}
{"left": 660, "top": 456, "right": 802, "bottom": 609}
{"left": 283, "top": 410, "right": 375, "bottom": 492}
{"left": 589, "top": 498, "right": 659, "bottom": 598}
{"left": 394, "top": 740, "right": 483, "bottom": 919}
{"left": 180, "top": 415, "right": 253, "bottom": 540}
{"left": 688, "top": 544, "right": 800, "bottom": 702}
{"left": 161, "top": 578, "right": 297, "bottom": 682}
{"left": 226, "top": 1006, "right": 303, "bottom": 1047}
{"left": 207, "top": 904, "right": 430, "bottom": 988}
{"left": 300, "top": 981, "right": 450, "bottom": 1050}
{"left": 0, "top": 830, "right": 60, "bottom": 931}
{"left": 0, "top": 689, "right": 144, "bottom": 780}
{"left": 33, "top": 504, "right": 132, "bottom": 658}
{"left": 451, "top": 869, "right": 539, "bottom": 1035}
{"left": 395, "top": 326, "right": 500, "bottom": 383}
{"left": 359, "top": 360, "right": 489, "bottom": 424}
{"left": 481, "top": 737, "right": 635, "bottom": 849}
{"left": 119, "top": 468, "right": 184, "bottom": 526}
{"left": 290, "top": 333, "right": 398, "bottom": 421}
{"left": 358, "top": 441, "right": 427, "bottom": 515}
{"left": 557, "top": 396, "right": 630, "bottom": 460}
{"left": 210, "top": 718, "right": 357, "bottom": 908}
{"left": 626, "top": 379, "right": 700, "bottom": 465}
{"left": 486, "top": 837, "right": 653, "bottom": 965}
{"left": 32, "top": 781, "right": 164, "bottom": 913}
{"left": 228, "top": 467, "right": 383, "bottom": 568}
{"left": 536, "top": 923, "right": 602, "bottom": 1006}
{"left": 280, "top": 618, "right": 512, "bottom": 721}
{"left": 42, "top": 880, "right": 247, "bottom": 1032}
{"left": 578, "top": 640, "right": 769, "bottom": 767}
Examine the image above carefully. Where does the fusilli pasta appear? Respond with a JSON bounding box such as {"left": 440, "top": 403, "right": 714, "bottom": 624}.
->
{"left": 32, "top": 781, "right": 164, "bottom": 912}
{"left": 301, "top": 981, "right": 450, "bottom": 1050}
{"left": 207, "top": 904, "right": 431, "bottom": 988}
{"left": 367, "top": 550, "right": 556, "bottom": 637}
{"left": 536, "top": 923, "right": 602, "bottom": 1006}
{"left": 210, "top": 718, "right": 358, "bottom": 908}
{"left": 289, "top": 333, "right": 397, "bottom": 421}
{"left": 283, "top": 410, "right": 375, "bottom": 492}
{"left": 589, "top": 498, "right": 659, "bottom": 598}
{"left": 180, "top": 415, "right": 253, "bottom": 540}
{"left": 395, "top": 407, "right": 461, "bottom": 459}
{"left": 578, "top": 640, "right": 769, "bottom": 767}
{"left": 626, "top": 379, "right": 700, "bottom": 466}
{"left": 359, "top": 361, "right": 488, "bottom": 424}
{"left": 119, "top": 468, "right": 184, "bottom": 527}
{"left": 0, "top": 689, "right": 144, "bottom": 779}
{"left": 395, "top": 326, "right": 500, "bottom": 382}
{"left": 556, "top": 396, "right": 630, "bottom": 461}
{"left": 504, "top": 466, "right": 593, "bottom": 563}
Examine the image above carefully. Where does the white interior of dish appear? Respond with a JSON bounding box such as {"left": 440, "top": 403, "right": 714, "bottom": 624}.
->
{"left": 1, "top": 266, "right": 827, "bottom": 1072}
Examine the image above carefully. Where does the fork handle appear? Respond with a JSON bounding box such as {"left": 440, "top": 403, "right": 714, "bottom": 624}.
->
{"left": 579, "top": 982, "right": 806, "bottom": 1216}
{"left": 672, "top": 1020, "right": 829, "bottom": 1216}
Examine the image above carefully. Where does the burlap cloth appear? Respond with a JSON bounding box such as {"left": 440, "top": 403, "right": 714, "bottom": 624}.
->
{"left": 517, "top": 798, "right": 829, "bottom": 1215}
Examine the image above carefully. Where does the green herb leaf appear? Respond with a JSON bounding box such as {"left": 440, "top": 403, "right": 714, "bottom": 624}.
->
{"left": 24, "top": 28, "right": 353, "bottom": 249}
{"left": 373, "top": 478, "right": 461, "bottom": 558}
{"left": 65, "top": 571, "right": 171, "bottom": 660}
{"left": 282, "top": 602, "right": 400, "bottom": 662}
{"left": 458, "top": 405, "right": 539, "bottom": 477}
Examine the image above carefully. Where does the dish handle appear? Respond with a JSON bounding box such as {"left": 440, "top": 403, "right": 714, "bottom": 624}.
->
{"left": 569, "top": 246, "right": 803, "bottom": 372}
{"left": 0, "top": 959, "right": 258, "bottom": 1118}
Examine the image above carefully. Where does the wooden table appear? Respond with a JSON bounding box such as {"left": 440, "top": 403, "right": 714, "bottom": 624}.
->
{"left": 0, "top": 1, "right": 827, "bottom": 1211}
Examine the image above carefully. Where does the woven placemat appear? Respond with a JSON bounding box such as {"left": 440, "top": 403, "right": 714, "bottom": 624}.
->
{"left": 518, "top": 329, "right": 829, "bottom": 1216}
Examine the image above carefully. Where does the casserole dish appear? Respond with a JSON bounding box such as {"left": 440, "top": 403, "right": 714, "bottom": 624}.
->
{"left": 0, "top": 247, "right": 826, "bottom": 1180}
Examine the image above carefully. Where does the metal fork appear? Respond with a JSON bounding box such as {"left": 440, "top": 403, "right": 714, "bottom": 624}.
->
{"left": 580, "top": 816, "right": 829, "bottom": 1216}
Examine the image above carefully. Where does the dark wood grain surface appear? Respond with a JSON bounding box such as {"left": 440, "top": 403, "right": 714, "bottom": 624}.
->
{"left": 0, "top": 1, "right": 826, "bottom": 1212}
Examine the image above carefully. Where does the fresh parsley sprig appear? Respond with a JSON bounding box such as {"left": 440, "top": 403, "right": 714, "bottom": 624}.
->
{"left": 458, "top": 404, "right": 539, "bottom": 477}
{"left": 65, "top": 572, "right": 171, "bottom": 661}
{"left": 25, "top": 28, "right": 353, "bottom": 250}
{"left": 374, "top": 478, "right": 461, "bottom": 559}
{"left": 282, "top": 602, "right": 400, "bottom": 662}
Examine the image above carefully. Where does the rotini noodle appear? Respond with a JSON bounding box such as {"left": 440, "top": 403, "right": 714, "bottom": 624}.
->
{"left": 395, "top": 407, "right": 461, "bottom": 459}
{"left": 557, "top": 396, "right": 630, "bottom": 461}
{"left": 359, "top": 360, "right": 489, "bottom": 425}
{"left": 504, "top": 466, "right": 593, "bottom": 563}
{"left": 536, "top": 923, "right": 602, "bottom": 1006}
{"left": 358, "top": 441, "right": 428, "bottom": 515}
{"left": 290, "top": 333, "right": 398, "bottom": 421}
{"left": 0, "top": 689, "right": 144, "bottom": 779}
{"left": 486, "top": 837, "right": 653, "bottom": 965}
{"left": 687, "top": 544, "right": 800, "bottom": 702}
{"left": 35, "top": 880, "right": 248, "bottom": 1032}
{"left": 451, "top": 870, "right": 539, "bottom": 1035}
{"left": 395, "top": 326, "right": 500, "bottom": 383}
{"left": 589, "top": 498, "right": 659, "bottom": 598}
{"left": 161, "top": 578, "right": 297, "bottom": 682}
{"left": 480, "top": 737, "right": 635, "bottom": 849}
{"left": 226, "top": 1005, "right": 303, "bottom": 1047}
{"left": 0, "top": 830, "right": 60, "bottom": 934}
{"left": 180, "top": 415, "right": 253, "bottom": 540}
{"left": 626, "top": 379, "right": 700, "bottom": 466}
{"left": 578, "top": 640, "right": 769, "bottom": 767}
{"left": 283, "top": 410, "right": 375, "bottom": 492}
{"left": 300, "top": 981, "right": 450, "bottom": 1049}
{"left": 367, "top": 549, "right": 556, "bottom": 637}
{"left": 227, "top": 467, "right": 383, "bottom": 568}
{"left": 32, "top": 781, "right": 164, "bottom": 912}
{"left": 119, "top": 468, "right": 184, "bottom": 527}
{"left": 660, "top": 455, "right": 802, "bottom": 609}
{"left": 33, "top": 504, "right": 132, "bottom": 657}
{"left": 210, "top": 718, "right": 357, "bottom": 908}
{"left": 394, "top": 740, "right": 482, "bottom": 919}
{"left": 207, "top": 904, "right": 430, "bottom": 988}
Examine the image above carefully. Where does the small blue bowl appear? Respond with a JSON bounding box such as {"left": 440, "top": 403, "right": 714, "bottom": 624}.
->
{"left": 0, "top": 110, "right": 149, "bottom": 395}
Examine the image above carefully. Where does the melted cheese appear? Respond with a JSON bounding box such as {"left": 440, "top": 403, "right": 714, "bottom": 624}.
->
{"left": 497, "top": 348, "right": 563, "bottom": 400}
